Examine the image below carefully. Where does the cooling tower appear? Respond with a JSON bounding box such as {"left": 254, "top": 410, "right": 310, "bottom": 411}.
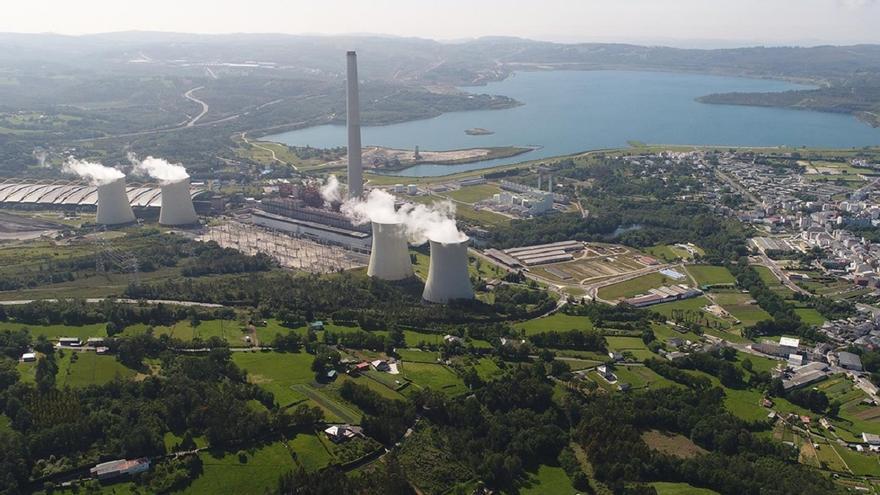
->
{"left": 96, "top": 177, "right": 136, "bottom": 225}
{"left": 367, "top": 222, "right": 413, "bottom": 281}
{"left": 346, "top": 51, "right": 363, "bottom": 199}
{"left": 159, "top": 178, "right": 198, "bottom": 226}
{"left": 422, "top": 237, "right": 475, "bottom": 303}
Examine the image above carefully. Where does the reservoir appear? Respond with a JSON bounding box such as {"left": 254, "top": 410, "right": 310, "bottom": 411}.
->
{"left": 265, "top": 70, "right": 880, "bottom": 177}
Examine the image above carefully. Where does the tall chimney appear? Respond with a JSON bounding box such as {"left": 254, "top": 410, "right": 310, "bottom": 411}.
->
{"left": 346, "top": 51, "right": 363, "bottom": 199}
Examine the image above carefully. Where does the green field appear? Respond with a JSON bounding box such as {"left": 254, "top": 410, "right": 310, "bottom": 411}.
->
{"left": 712, "top": 291, "right": 772, "bottom": 327}
{"left": 519, "top": 464, "right": 577, "bottom": 494}
{"left": 651, "top": 296, "right": 728, "bottom": 330}
{"left": 615, "top": 365, "right": 677, "bottom": 390}
{"left": 444, "top": 184, "right": 502, "bottom": 203}
{"left": 598, "top": 272, "right": 685, "bottom": 301}
{"left": 473, "top": 358, "right": 504, "bottom": 381}
{"left": 288, "top": 432, "right": 334, "bottom": 471}
{"left": 59, "top": 352, "right": 137, "bottom": 387}
{"left": 396, "top": 348, "right": 441, "bottom": 363}
{"left": 794, "top": 307, "right": 826, "bottom": 326}
{"left": 399, "top": 362, "right": 467, "bottom": 395}
{"left": 651, "top": 482, "right": 719, "bottom": 495}
{"left": 232, "top": 351, "right": 314, "bottom": 407}
{"left": 514, "top": 312, "right": 594, "bottom": 335}
{"left": 645, "top": 243, "right": 704, "bottom": 261}
{"left": 686, "top": 265, "right": 735, "bottom": 286}
{"left": 185, "top": 441, "right": 300, "bottom": 494}
{"left": 0, "top": 322, "right": 107, "bottom": 340}
{"left": 605, "top": 336, "right": 655, "bottom": 361}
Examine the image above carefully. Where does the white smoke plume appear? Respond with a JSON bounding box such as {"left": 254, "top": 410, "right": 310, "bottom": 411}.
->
{"left": 62, "top": 158, "right": 125, "bottom": 186}
{"left": 33, "top": 149, "right": 48, "bottom": 168}
{"left": 130, "top": 154, "right": 189, "bottom": 184}
{"left": 342, "top": 188, "right": 465, "bottom": 245}
{"left": 320, "top": 175, "right": 343, "bottom": 204}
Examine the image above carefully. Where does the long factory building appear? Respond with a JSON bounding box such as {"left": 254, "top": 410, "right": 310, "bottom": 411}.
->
{"left": 486, "top": 240, "right": 584, "bottom": 268}
{"left": 0, "top": 179, "right": 207, "bottom": 209}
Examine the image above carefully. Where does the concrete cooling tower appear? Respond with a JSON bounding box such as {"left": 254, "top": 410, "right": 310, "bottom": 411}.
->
{"left": 422, "top": 237, "right": 475, "bottom": 303}
{"left": 96, "top": 177, "right": 136, "bottom": 226}
{"left": 158, "top": 178, "right": 198, "bottom": 226}
{"left": 367, "top": 222, "right": 413, "bottom": 281}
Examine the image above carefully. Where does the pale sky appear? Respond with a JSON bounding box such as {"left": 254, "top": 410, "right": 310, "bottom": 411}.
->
{"left": 3, "top": 0, "right": 880, "bottom": 47}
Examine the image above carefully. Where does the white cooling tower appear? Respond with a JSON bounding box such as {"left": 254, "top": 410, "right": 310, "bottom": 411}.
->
{"left": 346, "top": 51, "right": 363, "bottom": 199}
{"left": 96, "top": 177, "right": 135, "bottom": 226}
{"left": 367, "top": 222, "right": 413, "bottom": 281}
{"left": 422, "top": 237, "right": 475, "bottom": 303}
{"left": 159, "top": 178, "right": 198, "bottom": 226}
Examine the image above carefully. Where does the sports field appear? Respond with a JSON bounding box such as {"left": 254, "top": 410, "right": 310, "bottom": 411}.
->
{"left": 685, "top": 265, "right": 735, "bottom": 286}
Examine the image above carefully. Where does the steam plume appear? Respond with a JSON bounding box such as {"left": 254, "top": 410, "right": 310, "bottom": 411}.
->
{"left": 342, "top": 188, "right": 465, "bottom": 245}
{"left": 33, "top": 149, "right": 48, "bottom": 168}
{"left": 63, "top": 158, "right": 125, "bottom": 185}
{"left": 130, "top": 154, "right": 189, "bottom": 184}
{"left": 320, "top": 175, "right": 343, "bottom": 204}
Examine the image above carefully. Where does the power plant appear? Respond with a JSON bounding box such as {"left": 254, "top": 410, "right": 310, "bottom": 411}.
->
{"left": 158, "top": 178, "right": 199, "bottom": 226}
{"left": 367, "top": 221, "right": 413, "bottom": 280}
{"left": 422, "top": 237, "right": 475, "bottom": 303}
{"left": 346, "top": 51, "right": 363, "bottom": 200}
{"left": 96, "top": 177, "right": 136, "bottom": 226}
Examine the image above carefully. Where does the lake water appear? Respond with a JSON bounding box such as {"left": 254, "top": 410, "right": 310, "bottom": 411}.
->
{"left": 266, "top": 70, "right": 880, "bottom": 177}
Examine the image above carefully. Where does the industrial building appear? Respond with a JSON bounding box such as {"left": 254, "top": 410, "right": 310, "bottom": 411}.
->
{"left": 837, "top": 351, "right": 864, "bottom": 371}
{"left": 367, "top": 221, "right": 413, "bottom": 280}
{"left": 498, "top": 241, "right": 584, "bottom": 266}
{"left": 623, "top": 284, "right": 702, "bottom": 307}
{"left": 0, "top": 178, "right": 207, "bottom": 214}
{"left": 251, "top": 197, "right": 371, "bottom": 251}
{"left": 423, "top": 237, "right": 475, "bottom": 303}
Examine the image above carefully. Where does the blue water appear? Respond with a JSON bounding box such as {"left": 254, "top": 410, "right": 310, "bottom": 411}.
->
{"left": 266, "top": 70, "right": 880, "bottom": 177}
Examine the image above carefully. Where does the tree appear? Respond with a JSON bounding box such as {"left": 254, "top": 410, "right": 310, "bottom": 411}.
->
{"left": 741, "top": 358, "right": 753, "bottom": 372}
{"left": 0, "top": 358, "right": 19, "bottom": 391}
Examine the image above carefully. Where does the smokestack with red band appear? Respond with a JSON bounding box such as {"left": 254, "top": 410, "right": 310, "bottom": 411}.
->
{"left": 346, "top": 51, "right": 363, "bottom": 199}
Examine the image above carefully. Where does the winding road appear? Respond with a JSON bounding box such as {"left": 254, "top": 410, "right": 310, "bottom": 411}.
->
{"left": 183, "top": 86, "right": 209, "bottom": 127}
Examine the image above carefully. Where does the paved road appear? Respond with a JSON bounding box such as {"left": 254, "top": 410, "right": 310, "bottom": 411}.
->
{"left": 184, "top": 86, "right": 209, "bottom": 127}
{"left": 755, "top": 254, "right": 810, "bottom": 295}
{"left": 715, "top": 168, "right": 760, "bottom": 205}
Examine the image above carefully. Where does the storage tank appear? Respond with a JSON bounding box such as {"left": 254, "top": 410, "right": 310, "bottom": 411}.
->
{"left": 422, "top": 237, "right": 475, "bottom": 303}
{"left": 96, "top": 177, "right": 135, "bottom": 225}
{"left": 159, "top": 178, "right": 198, "bottom": 226}
{"left": 367, "top": 221, "right": 413, "bottom": 281}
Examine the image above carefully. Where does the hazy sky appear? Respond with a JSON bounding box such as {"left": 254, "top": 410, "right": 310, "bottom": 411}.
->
{"left": 3, "top": 0, "right": 880, "bottom": 46}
